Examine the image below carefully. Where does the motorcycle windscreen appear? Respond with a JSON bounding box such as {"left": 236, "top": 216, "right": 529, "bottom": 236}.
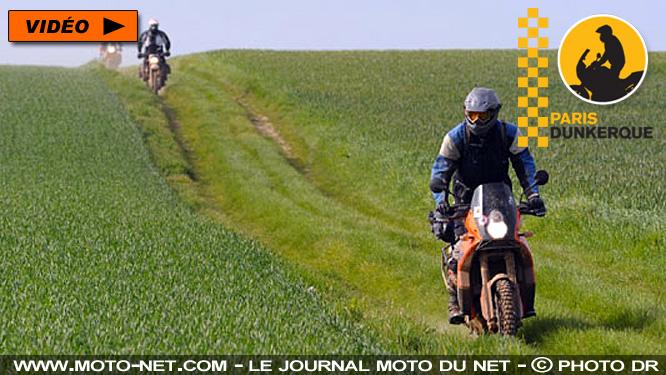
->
{"left": 469, "top": 182, "right": 517, "bottom": 241}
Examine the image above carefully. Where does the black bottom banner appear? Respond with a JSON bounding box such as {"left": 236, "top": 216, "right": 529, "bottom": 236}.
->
{"left": 1, "top": 356, "right": 663, "bottom": 375}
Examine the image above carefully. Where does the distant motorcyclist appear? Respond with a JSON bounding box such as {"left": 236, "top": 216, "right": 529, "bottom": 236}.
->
{"left": 429, "top": 87, "right": 546, "bottom": 324}
{"left": 137, "top": 18, "right": 171, "bottom": 81}
{"left": 99, "top": 42, "right": 123, "bottom": 69}
{"left": 99, "top": 42, "right": 122, "bottom": 58}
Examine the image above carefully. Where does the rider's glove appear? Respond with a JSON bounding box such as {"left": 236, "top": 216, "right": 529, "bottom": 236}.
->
{"left": 436, "top": 199, "right": 450, "bottom": 216}
{"left": 137, "top": 53, "right": 143, "bottom": 59}
{"left": 429, "top": 206, "right": 454, "bottom": 243}
{"left": 528, "top": 193, "right": 547, "bottom": 217}
{"left": 164, "top": 51, "right": 171, "bottom": 57}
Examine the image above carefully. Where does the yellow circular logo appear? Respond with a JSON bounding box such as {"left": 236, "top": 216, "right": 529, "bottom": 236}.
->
{"left": 558, "top": 15, "right": 648, "bottom": 105}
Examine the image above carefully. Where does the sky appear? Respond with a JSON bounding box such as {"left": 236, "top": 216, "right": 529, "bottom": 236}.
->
{"left": 2, "top": 0, "right": 665, "bottom": 66}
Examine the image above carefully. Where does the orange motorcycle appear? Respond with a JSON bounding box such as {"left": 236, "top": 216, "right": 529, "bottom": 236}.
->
{"left": 429, "top": 171, "right": 548, "bottom": 335}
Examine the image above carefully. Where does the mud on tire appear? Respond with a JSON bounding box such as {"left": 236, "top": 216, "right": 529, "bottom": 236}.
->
{"left": 494, "top": 279, "right": 518, "bottom": 335}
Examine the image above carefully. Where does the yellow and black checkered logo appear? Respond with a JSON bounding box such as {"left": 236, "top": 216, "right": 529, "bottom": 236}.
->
{"left": 517, "top": 8, "right": 548, "bottom": 147}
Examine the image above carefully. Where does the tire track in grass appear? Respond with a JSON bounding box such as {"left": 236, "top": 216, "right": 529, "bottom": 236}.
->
{"left": 160, "top": 65, "right": 454, "bottom": 327}
{"left": 154, "top": 51, "right": 666, "bottom": 354}
{"left": 161, "top": 102, "right": 199, "bottom": 182}
{"left": 153, "top": 59, "right": 540, "bottom": 355}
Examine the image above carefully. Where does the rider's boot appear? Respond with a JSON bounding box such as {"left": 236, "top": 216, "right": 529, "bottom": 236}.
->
{"left": 444, "top": 244, "right": 464, "bottom": 325}
{"left": 445, "top": 268, "right": 464, "bottom": 324}
{"left": 448, "top": 288, "right": 464, "bottom": 325}
{"left": 164, "top": 63, "right": 171, "bottom": 82}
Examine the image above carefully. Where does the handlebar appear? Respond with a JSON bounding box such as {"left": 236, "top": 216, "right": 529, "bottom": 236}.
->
{"left": 138, "top": 52, "right": 170, "bottom": 59}
{"left": 434, "top": 202, "right": 544, "bottom": 221}
{"left": 432, "top": 203, "right": 469, "bottom": 223}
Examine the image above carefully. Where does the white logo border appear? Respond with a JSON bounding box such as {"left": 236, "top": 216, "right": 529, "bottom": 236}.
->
{"left": 557, "top": 14, "right": 649, "bottom": 105}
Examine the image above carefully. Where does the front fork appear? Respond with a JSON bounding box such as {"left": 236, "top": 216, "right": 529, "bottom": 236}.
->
{"left": 479, "top": 251, "right": 523, "bottom": 331}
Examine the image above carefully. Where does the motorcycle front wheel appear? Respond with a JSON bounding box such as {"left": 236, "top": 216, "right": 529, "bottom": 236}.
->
{"left": 149, "top": 69, "right": 161, "bottom": 94}
{"left": 106, "top": 55, "right": 121, "bottom": 70}
{"left": 494, "top": 279, "right": 518, "bottom": 335}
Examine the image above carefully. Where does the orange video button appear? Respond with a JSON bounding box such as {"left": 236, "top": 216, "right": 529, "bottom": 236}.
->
{"left": 9, "top": 10, "right": 137, "bottom": 42}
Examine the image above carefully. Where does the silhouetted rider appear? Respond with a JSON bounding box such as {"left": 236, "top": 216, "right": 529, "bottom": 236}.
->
{"left": 429, "top": 88, "right": 545, "bottom": 324}
{"left": 137, "top": 18, "right": 171, "bottom": 81}
{"left": 596, "top": 25, "right": 625, "bottom": 78}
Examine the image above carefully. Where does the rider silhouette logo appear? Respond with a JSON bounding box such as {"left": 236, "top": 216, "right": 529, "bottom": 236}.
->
{"left": 558, "top": 15, "right": 647, "bottom": 105}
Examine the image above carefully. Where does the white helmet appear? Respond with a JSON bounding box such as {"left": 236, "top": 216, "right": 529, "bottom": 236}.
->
{"left": 148, "top": 18, "right": 159, "bottom": 30}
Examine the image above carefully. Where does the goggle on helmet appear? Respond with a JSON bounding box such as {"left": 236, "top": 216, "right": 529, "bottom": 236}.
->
{"left": 463, "top": 87, "right": 502, "bottom": 135}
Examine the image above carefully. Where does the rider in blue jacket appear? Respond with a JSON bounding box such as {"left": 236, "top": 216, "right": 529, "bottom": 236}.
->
{"left": 430, "top": 87, "right": 545, "bottom": 324}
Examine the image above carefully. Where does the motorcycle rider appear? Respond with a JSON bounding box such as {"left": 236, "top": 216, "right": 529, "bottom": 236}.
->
{"left": 137, "top": 18, "right": 171, "bottom": 82}
{"left": 430, "top": 87, "right": 546, "bottom": 324}
{"left": 99, "top": 42, "right": 122, "bottom": 58}
{"left": 596, "top": 25, "right": 625, "bottom": 79}
{"left": 99, "top": 42, "right": 123, "bottom": 69}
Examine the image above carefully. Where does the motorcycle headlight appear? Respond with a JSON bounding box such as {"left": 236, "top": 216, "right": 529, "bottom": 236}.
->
{"left": 486, "top": 210, "right": 508, "bottom": 239}
{"left": 108, "top": 46, "right": 116, "bottom": 53}
{"left": 149, "top": 56, "right": 160, "bottom": 64}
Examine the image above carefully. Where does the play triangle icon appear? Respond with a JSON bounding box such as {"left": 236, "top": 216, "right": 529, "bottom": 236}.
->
{"left": 103, "top": 17, "right": 125, "bottom": 35}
